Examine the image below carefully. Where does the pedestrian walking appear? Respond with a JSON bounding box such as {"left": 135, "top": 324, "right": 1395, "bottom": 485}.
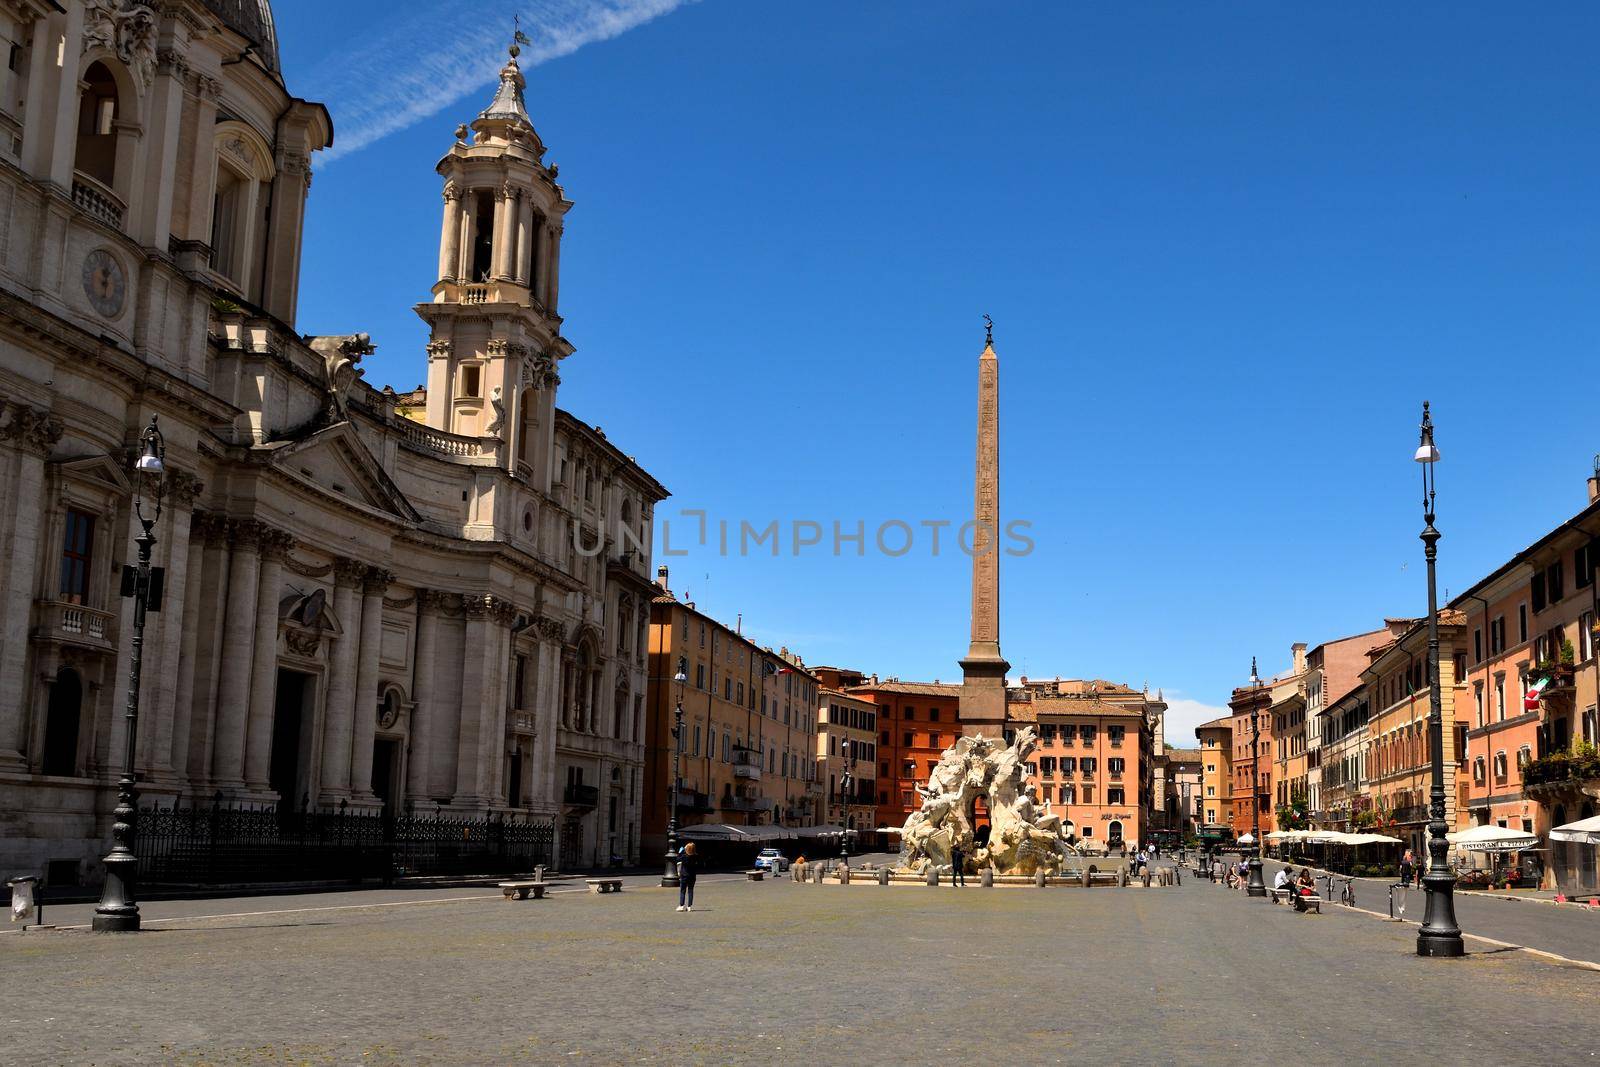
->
{"left": 675, "top": 842, "right": 698, "bottom": 912}
{"left": 1399, "top": 848, "right": 1415, "bottom": 887}
{"left": 950, "top": 843, "right": 966, "bottom": 886}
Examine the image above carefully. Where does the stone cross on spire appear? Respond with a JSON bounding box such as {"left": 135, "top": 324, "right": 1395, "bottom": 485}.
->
{"left": 960, "top": 317, "right": 1010, "bottom": 734}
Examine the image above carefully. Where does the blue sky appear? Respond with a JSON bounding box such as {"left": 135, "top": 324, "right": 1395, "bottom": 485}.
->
{"left": 277, "top": 1, "right": 1600, "bottom": 744}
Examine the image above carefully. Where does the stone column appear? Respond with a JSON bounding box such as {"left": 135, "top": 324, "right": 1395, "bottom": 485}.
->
{"left": 534, "top": 623, "right": 563, "bottom": 812}
{"left": 453, "top": 595, "right": 492, "bottom": 807}
{"left": 211, "top": 519, "right": 264, "bottom": 791}
{"left": 169, "top": 508, "right": 209, "bottom": 788}
{"left": 437, "top": 182, "right": 461, "bottom": 283}
{"left": 0, "top": 406, "right": 62, "bottom": 769}
{"left": 492, "top": 184, "right": 516, "bottom": 281}
{"left": 460, "top": 195, "right": 478, "bottom": 281}
{"left": 406, "top": 590, "right": 444, "bottom": 802}
{"left": 349, "top": 568, "right": 392, "bottom": 804}
{"left": 242, "top": 529, "right": 293, "bottom": 793}
{"left": 183, "top": 513, "right": 232, "bottom": 788}
{"left": 318, "top": 557, "right": 367, "bottom": 803}
{"left": 144, "top": 470, "right": 204, "bottom": 781}
{"left": 545, "top": 222, "right": 563, "bottom": 311}
{"left": 515, "top": 196, "right": 533, "bottom": 286}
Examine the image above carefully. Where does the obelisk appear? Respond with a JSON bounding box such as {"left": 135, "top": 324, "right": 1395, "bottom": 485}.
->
{"left": 959, "top": 316, "right": 1009, "bottom": 735}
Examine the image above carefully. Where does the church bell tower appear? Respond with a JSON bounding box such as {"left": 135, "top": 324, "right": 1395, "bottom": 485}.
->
{"left": 415, "top": 38, "right": 572, "bottom": 488}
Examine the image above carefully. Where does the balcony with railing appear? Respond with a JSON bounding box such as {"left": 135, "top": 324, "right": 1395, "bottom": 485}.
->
{"left": 562, "top": 783, "right": 599, "bottom": 808}
{"left": 673, "top": 788, "right": 714, "bottom": 813}
{"left": 732, "top": 746, "right": 762, "bottom": 781}
{"left": 34, "top": 600, "right": 116, "bottom": 653}
{"left": 72, "top": 172, "right": 125, "bottom": 230}
{"left": 396, "top": 417, "right": 492, "bottom": 460}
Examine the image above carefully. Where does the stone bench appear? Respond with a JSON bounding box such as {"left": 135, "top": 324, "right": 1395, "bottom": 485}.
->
{"left": 745, "top": 869, "right": 765, "bottom": 881}
{"left": 499, "top": 881, "right": 548, "bottom": 900}
{"left": 1268, "top": 887, "right": 1293, "bottom": 904}
{"left": 585, "top": 878, "right": 623, "bottom": 894}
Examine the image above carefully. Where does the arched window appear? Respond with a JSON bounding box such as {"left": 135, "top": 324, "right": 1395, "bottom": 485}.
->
{"left": 209, "top": 123, "right": 276, "bottom": 297}
{"left": 75, "top": 61, "right": 119, "bottom": 187}
{"left": 518, "top": 388, "right": 537, "bottom": 465}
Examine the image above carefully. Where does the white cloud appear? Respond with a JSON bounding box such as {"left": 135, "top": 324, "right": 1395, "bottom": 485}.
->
{"left": 1161, "top": 695, "right": 1230, "bottom": 749}
{"left": 307, "top": 0, "right": 691, "bottom": 163}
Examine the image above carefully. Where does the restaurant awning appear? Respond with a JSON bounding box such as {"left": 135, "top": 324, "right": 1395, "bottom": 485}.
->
{"left": 1549, "top": 815, "right": 1600, "bottom": 845}
{"left": 1446, "top": 824, "right": 1540, "bottom": 852}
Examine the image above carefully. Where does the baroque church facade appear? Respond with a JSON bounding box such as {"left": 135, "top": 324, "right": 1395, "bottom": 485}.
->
{"left": 0, "top": 0, "right": 666, "bottom": 881}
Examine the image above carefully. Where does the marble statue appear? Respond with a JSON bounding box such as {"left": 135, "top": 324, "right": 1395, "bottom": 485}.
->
{"left": 898, "top": 726, "right": 1082, "bottom": 877}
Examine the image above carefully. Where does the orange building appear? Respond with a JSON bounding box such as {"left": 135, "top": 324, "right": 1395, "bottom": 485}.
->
{"left": 1196, "top": 717, "right": 1233, "bottom": 832}
{"left": 1361, "top": 611, "right": 1467, "bottom": 857}
{"left": 845, "top": 677, "right": 962, "bottom": 830}
{"left": 1451, "top": 471, "right": 1600, "bottom": 890}
{"left": 1009, "top": 692, "right": 1152, "bottom": 851}
{"left": 1229, "top": 671, "right": 1276, "bottom": 840}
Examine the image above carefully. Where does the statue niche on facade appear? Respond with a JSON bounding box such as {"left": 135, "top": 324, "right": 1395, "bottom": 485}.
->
{"left": 898, "top": 726, "right": 1081, "bottom": 877}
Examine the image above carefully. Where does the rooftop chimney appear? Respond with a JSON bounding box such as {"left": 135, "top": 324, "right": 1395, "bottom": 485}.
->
{"left": 1588, "top": 454, "right": 1600, "bottom": 504}
{"left": 1291, "top": 642, "right": 1308, "bottom": 676}
{"left": 656, "top": 564, "right": 669, "bottom": 591}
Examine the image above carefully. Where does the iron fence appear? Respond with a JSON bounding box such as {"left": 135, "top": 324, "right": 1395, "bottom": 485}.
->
{"left": 135, "top": 801, "right": 554, "bottom": 886}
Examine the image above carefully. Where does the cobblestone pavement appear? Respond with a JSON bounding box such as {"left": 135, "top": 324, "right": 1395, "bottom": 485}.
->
{"left": 4, "top": 865, "right": 1598, "bottom": 1066}
{"left": 1254, "top": 857, "right": 1600, "bottom": 964}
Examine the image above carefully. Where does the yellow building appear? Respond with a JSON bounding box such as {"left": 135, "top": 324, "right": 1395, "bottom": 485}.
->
{"left": 818, "top": 690, "right": 879, "bottom": 831}
{"left": 643, "top": 568, "right": 822, "bottom": 857}
{"left": 1196, "top": 717, "right": 1233, "bottom": 832}
{"left": 1361, "top": 611, "right": 1468, "bottom": 856}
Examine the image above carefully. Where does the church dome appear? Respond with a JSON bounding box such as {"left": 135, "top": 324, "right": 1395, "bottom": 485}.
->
{"left": 203, "top": 0, "right": 280, "bottom": 75}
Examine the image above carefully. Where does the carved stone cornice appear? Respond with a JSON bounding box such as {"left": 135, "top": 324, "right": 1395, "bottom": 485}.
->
{"left": 155, "top": 46, "right": 188, "bottom": 80}
{"left": 425, "top": 339, "right": 451, "bottom": 359}
{"left": 166, "top": 468, "right": 204, "bottom": 507}
{"left": 362, "top": 568, "right": 394, "bottom": 596}
{"left": 1, "top": 404, "right": 64, "bottom": 456}
{"left": 284, "top": 553, "right": 332, "bottom": 579}
{"left": 195, "top": 73, "right": 221, "bottom": 100}
{"left": 159, "top": 1, "right": 212, "bottom": 36}
{"left": 229, "top": 518, "right": 265, "bottom": 549}
{"left": 195, "top": 510, "right": 231, "bottom": 547}
{"left": 462, "top": 594, "right": 517, "bottom": 625}
{"left": 280, "top": 151, "right": 311, "bottom": 181}
{"left": 383, "top": 591, "right": 416, "bottom": 611}
{"left": 333, "top": 556, "right": 368, "bottom": 588}
{"left": 534, "top": 615, "right": 566, "bottom": 642}
{"left": 259, "top": 528, "right": 296, "bottom": 562}
{"left": 417, "top": 588, "right": 453, "bottom": 616}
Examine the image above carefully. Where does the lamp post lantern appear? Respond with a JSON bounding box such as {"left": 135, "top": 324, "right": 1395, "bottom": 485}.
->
{"left": 1414, "top": 401, "right": 1464, "bottom": 957}
{"left": 93, "top": 416, "right": 166, "bottom": 932}
{"left": 661, "top": 659, "right": 688, "bottom": 888}
{"left": 1246, "top": 656, "right": 1267, "bottom": 897}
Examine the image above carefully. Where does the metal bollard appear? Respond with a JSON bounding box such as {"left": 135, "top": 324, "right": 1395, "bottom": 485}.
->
{"left": 926, "top": 867, "right": 938, "bottom": 887}
{"left": 981, "top": 868, "right": 994, "bottom": 888}
{"left": 877, "top": 867, "right": 890, "bottom": 886}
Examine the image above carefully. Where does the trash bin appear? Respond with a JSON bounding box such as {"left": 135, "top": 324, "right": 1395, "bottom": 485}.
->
{"left": 7, "top": 874, "right": 40, "bottom": 928}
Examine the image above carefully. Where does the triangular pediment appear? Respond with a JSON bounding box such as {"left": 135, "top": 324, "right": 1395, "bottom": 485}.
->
{"left": 52, "top": 453, "right": 133, "bottom": 493}
{"left": 263, "top": 423, "right": 421, "bottom": 524}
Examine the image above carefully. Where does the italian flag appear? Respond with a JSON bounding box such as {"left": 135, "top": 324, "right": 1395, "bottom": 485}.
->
{"left": 1525, "top": 676, "right": 1550, "bottom": 711}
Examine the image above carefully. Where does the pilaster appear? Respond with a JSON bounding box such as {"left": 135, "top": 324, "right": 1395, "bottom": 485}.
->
{"left": 405, "top": 589, "right": 446, "bottom": 802}
{"left": 242, "top": 528, "right": 294, "bottom": 794}
{"left": 0, "top": 404, "right": 63, "bottom": 769}
{"left": 210, "top": 518, "right": 264, "bottom": 791}
{"left": 317, "top": 556, "right": 367, "bottom": 803}
{"left": 348, "top": 567, "right": 392, "bottom": 803}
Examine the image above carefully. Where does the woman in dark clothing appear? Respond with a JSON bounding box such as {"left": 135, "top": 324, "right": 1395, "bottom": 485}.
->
{"left": 676, "top": 842, "right": 698, "bottom": 911}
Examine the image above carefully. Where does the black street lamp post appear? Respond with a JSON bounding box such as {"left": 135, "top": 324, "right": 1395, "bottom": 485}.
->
{"left": 661, "top": 659, "right": 687, "bottom": 888}
{"left": 1414, "top": 401, "right": 1464, "bottom": 957}
{"left": 838, "top": 739, "right": 853, "bottom": 866}
{"left": 93, "top": 416, "right": 166, "bottom": 933}
{"left": 1246, "top": 656, "right": 1267, "bottom": 897}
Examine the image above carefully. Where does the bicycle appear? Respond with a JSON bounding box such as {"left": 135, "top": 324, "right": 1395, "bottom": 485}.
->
{"left": 1334, "top": 876, "right": 1355, "bottom": 908}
